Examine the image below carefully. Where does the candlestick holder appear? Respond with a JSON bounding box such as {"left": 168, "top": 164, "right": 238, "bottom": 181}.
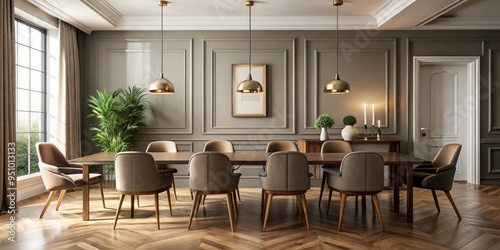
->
{"left": 371, "top": 125, "right": 375, "bottom": 137}
{"left": 376, "top": 128, "right": 382, "bottom": 141}
{"left": 363, "top": 125, "right": 368, "bottom": 141}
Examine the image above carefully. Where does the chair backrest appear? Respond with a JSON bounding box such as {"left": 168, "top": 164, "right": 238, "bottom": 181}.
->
{"left": 203, "top": 140, "right": 235, "bottom": 153}
{"left": 189, "top": 152, "right": 239, "bottom": 191}
{"left": 332, "top": 152, "right": 384, "bottom": 192}
{"left": 261, "top": 151, "right": 311, "bottom": 191}
{"left": 432, "top": 144, "right": 462, "bottom": 171}
{"left": 146, "top": 141, "right": 178, "bottom": 153}
{"left": 36, "top": 142, "right": 76, "bottom": 190}
{"left": 265, "top": 140, "right": 298, "bottom": 153}
{"left": 36, "top": 142, "right": 70, "bottom": 167}
{"left": 114, "top": 152, "right": 170, "bottom": 192}
{"left": 321, "top": 140, "right": 353, "bottom": 153}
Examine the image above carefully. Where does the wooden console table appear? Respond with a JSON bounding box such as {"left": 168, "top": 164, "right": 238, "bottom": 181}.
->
{"left": 298, "top": 138, "right": 401, "bottom": 153}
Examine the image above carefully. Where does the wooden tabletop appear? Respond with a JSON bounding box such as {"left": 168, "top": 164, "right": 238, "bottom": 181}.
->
{"left": 69, "top": 151, "right": 429, "bottom": 166}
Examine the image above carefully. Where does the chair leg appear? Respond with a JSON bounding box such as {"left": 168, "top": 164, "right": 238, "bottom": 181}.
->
{"left": 171, "top": 174, "right": 177, "bottom": 200}
{"left": 260, "top": 189, "right": 265, "bottom": 219}
{"left": 226, "top": 193, "right": 235, "bottom": 232}
{"left": 154, "top": 193, "right": 160, "bottom": 230}
{"left": 131, "top": 195, "right": 135, "bottom": 218}
{"left": 318, "top": 172, "right": 328, "bottom": 206}
{"left": 371, "top": 194, "right": 385, "bottom": 231}
{"left": 236, "top": 188, "right": 241, "bottom": 202}
{"left": 55, "top": 189, "right": 67, "bottom": 211}
{"left": 232, "top": 190, "right": 239, "bottom": 216}
{"left": 326, "top": 188, "right": 333, "bottom": 215}
{"left": 166, "top": 189, "right": 173, "bottom": 216}
{"left": 190, "top": 189, "right": 194, "bottom": 200}
{"left": 300, "top": 194, "right": 311, "bottom": 230}
{"left": 194, "top": 192, "right": 203, "bottom": 218}
{"left": 40, "top": 190, "right": 58, "bottom": 219}
{"left": 431, "top": 189, "right": 440, "bottom": 213}
{"left": 296, "top": 195, "right": 303, "bottom": 213}
{"left": 99, "top": 182, "right": 106, "bottom": 208}
{"left": 362, "top": 195, "right": 367, "bottom": 211}
{"left": 338, "top": 193, "right": 348, "bottom": 231}
{"left": 136, "top": 195, "right": 140, "bottom": 208}
{"left": 444, "top": 191, "right": 462, "bottom": 220}
{"left": 188, "top": 192, "right": 201, "bottom": 230}
{"left": 113, "top": 194, "right": 125, "bottom": 229}
{"left": 262, "top": 193, "right": 273, "bottom": 232}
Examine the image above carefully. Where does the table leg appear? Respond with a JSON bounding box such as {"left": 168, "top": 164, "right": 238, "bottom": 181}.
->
{"left": 406, "top": 165, "right": 413, "bottom": 223}
{"left": 392, "top": 165, "right": 400, "bottom": 213}
{"left": 83, "top": 164, "right": 89, "bottom": 221}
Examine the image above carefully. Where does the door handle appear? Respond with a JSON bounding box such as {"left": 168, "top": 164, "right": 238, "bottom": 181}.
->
{"left": 420, "top": 127, "right": 430, "bottom": 137}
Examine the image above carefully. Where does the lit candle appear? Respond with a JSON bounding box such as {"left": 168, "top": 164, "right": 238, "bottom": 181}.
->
{"left": 363, "top": 103, "right": 367, "bottom": 125}
{"left": 372, "top": 103, "right": 375, "bottom": 126}
{"left": 378, "top": 120, "right": 381, "bottom": 128}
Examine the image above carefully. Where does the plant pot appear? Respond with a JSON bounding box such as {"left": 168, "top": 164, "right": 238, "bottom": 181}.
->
{"left": 320, "top": 127, "right": 329, "bottom": 141}
{"left": 341, "top": 125, "right": 358, "bottom": 141}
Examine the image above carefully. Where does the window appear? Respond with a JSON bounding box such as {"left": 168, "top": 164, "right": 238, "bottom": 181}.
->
{"left": 15, "top": 18, "right": 47, "bottom": 177}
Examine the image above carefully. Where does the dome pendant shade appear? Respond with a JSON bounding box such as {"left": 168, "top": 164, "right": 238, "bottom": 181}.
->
{"left": 149, "top": 0, "right": 174, "bottom": 94}
{"left": 236, "top": 73, "right": 263, "bottom": 93}
{"left": 324, "top": 74, "right": 350, "bottom": 94}
{"left": 150, "top": 73, "right": 175, "bottom": 94}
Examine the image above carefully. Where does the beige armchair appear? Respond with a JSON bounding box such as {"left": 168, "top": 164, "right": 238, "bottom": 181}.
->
{"left": 318, "top": 140, "right": 353, "bottom": 206}
{"left": 260, "top": 151, "right": 312, "bottom": 231}
{"left": 146, "top": 141, "right": 179, "bottom": 200}
{"left": 265, "top": 140, "right": 298, "bottom": 153}
{"left": 327, "top": 152, "right": 385, "bottom": 231}
{"left": 188, "top": 152, "right": 240, "bottom": 232}
{"left": 113, "top": 152, "right": 173, "bottom": 230}
{"left": 413, "top": 143, "right": 462, "bottom": 219}
{"left": 36, "top": 142, "right": 105, "bottom": 219}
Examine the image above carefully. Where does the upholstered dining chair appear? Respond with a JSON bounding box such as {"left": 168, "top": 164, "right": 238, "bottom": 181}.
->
{"left": 413, "top": 143, "right": 462, "bottom": 219}
{"left": 146, "top": 141, "right": 179, "bottom": 200}
{"left": 326, "top": 152, "right": 385, "bottom": 231}
{"left": 265, "top": 140, "right": 298, "bottom": 153}
{"left": 188, "top": 152, "right": 241, "bottom": 232}
{"left": 36, "top": 142, "right": 105, "bottom": 219}
{"left": 260, "top": 151, "right": 312, "bottom": 231}
{"left": 318, "top": 140, "right": 353, "bottom": 206}
{"left": 113, "top": 152, "right": 173, "bottom": 230}
{"left": 202, "top": 140, "right": 240, "bottom": 203}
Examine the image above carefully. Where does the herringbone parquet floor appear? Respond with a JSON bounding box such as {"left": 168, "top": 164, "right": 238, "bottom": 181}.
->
{"left": 1, "top": 181, "right": 500, "bottom": 249}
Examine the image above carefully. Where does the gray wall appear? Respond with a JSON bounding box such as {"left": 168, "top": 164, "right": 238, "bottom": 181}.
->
{"left": 80, "top": 29, "right": 500, "bottom": 185}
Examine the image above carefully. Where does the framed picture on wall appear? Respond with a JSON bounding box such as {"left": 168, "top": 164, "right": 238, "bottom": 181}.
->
{"left": 232, "top": 64, "right": 267, "bottom": 117}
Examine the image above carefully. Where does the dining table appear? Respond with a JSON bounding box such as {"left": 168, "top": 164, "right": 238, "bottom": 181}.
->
{"left": 69, "top": 151, "right": 430, "bottom": 223}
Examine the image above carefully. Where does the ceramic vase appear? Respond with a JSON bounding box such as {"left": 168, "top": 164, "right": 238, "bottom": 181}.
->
{"left": 341, "top": 125, "right": 358, "bottom": 141}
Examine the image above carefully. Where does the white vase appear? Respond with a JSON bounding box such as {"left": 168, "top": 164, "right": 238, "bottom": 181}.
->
{"left": 320, "top": 127, "right": 329, "bottom": 141}
{"left": 341, "top": 125, "right": 358, "bottom": 141}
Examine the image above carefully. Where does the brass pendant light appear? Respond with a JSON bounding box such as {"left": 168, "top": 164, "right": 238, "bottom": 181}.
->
{"left": 236, "top": 1, "right": 263, "bottom": 93}
{"left": 324, "top": 0, "right": 350, "bottom": 94}
{"left": 149, "top": 0, "right": 175, "bottom": 94}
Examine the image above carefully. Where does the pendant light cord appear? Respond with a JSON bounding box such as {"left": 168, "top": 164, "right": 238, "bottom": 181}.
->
{"left": 161, "top": 4, "right": 164, "bottom": 77}
{"left": 336, "top": 4, "right": 339, "bottom": 74}
{"left": 248, "top": 3, "right": 252, "bottom": 77}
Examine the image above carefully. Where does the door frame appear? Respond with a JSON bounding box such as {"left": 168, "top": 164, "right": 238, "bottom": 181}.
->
{"left": 412, "top": 56, "right": 480, "bottom": 184}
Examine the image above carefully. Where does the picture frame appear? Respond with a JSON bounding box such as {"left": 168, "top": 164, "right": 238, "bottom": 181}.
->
{"left": 232, "top": 64, "right": 267, "bottom": 117}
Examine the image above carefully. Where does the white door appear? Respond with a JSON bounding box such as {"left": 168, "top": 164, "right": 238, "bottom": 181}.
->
{"left": 413, "top": 57, "right": 480, "bottom": 182}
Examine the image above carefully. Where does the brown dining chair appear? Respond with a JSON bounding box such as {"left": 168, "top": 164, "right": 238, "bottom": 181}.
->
{"left": 318, "top": 140, "right": 353, "bottom": 206}
{"left": 265, "top": 140, "right": 298, "bottom": 153}
{"left": 327, "top": 152, "right": 385, "bottom": 231}
{"left": 113, "top": 152, "right": 173, "bottom": 230}
{"left": 188, "top": 152, "right": 241, "bottom": 232}
{"left": 36, "top": 142, "right": 105, "bottom": 219}
{"left": 146, "top": 141, "right": 179, "bottom": 200}
{"left": 260, "top": 151, "right": 312, "bottom": 231}
{"left": 413, "top": 143, "right": 462, "bottom": 219}
{"left": 202, "top": 140, "right": 240, "bottom": 203}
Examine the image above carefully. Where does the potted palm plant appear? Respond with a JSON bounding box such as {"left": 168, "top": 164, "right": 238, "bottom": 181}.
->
{"left": 315, "top": 114, "right": 334, "bottom": 141}
{"left": 341, "top": 115, "right": 358, "bottom": 141}
{"left": 88, "top": 86, "right": 147, "bottom": 175}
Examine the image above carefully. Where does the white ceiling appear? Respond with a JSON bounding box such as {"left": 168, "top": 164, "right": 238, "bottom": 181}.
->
{"left": 22, "top": 0, "right": 500, "bottom": 34}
